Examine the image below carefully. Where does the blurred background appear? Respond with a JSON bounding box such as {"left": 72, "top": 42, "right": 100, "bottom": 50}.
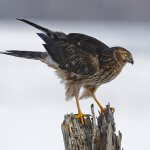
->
{"left": 0, "top": 0, "right": 150, "bottom": 150}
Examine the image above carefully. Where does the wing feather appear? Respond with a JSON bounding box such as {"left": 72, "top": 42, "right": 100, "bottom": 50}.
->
{"left": 44, "top": 41, "right": 98, "bottom": 76}
{"left": 16, "top": 19, "right": 111, "bottom": 75}
{"left": 68, "top": 33, "right": 110, "bottom": 54}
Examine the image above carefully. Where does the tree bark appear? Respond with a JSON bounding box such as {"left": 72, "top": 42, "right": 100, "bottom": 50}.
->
{"left": 61, "top": 104, "right": 122, "bottom": 150}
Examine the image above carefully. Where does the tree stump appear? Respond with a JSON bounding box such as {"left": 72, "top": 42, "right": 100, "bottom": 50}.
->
{"left": 61, "top": 104, "right": 122, "bottom": 150}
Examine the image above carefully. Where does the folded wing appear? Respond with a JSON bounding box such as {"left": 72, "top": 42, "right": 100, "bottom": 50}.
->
{"left": 43, "top": 41, "right": 98, "bottom": 76}
{"left": 17, "top": 19, "right": 108, "bottom": 75}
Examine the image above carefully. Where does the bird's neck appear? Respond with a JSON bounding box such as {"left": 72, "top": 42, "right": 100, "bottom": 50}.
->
{"left": 113, "top": 50, "right": 127, "bottom": 67}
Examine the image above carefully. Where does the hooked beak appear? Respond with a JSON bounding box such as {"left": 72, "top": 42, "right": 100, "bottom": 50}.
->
{"left": 128, "top": 57, "right": 134, "bottom": 65}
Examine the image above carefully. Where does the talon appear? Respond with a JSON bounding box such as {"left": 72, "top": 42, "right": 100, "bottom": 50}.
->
{"left": 75, "top": 113, "right": 86, "bottom": 124}
{"left": 101, "top": 107, "right": 115, "bottom": 113}
{"left": 91, "top": 93, "right": 115, "bottom": 113}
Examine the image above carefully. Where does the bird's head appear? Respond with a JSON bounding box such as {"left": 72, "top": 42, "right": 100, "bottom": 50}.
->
{"left": 111, "top": 47, "right": 134, "bottom": 65}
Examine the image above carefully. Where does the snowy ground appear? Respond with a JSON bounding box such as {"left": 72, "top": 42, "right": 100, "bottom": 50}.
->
{"left": 0, "top": 20, "right": 150, "bottom": 150}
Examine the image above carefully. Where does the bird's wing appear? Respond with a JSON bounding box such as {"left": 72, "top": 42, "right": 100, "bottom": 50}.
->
{"left": 43, "top": 41, "right": 98, "bottom": 76}
{"left": 17, "top": 19, "right": 110, "bottom": 54}
{"left": 68, "top": 33, "right": 110, "bottom": 55}
{"left": 16, "top": 19, "right": 101, "bottom": 75}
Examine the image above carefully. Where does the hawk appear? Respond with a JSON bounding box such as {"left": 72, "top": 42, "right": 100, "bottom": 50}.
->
{"left": 1, "top": 19, "right": 134, "bottom": 124}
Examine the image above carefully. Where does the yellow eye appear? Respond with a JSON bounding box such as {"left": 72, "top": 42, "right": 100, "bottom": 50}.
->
{"left": 124, "top": 53, "right": 128, "bottom": 57}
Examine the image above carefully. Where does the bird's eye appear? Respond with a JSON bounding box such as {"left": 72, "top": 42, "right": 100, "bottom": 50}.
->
{"left": 124, "top": 53, "right": 128, "bottom": 57}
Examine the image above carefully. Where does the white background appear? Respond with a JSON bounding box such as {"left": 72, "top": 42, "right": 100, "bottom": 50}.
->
{"left": 0, "top": 20, "right": 150, "bottom": 150}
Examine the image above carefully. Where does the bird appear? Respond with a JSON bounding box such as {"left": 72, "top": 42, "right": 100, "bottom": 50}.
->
{"left": 1, "top": 19, "right": 134, "bottom": 124}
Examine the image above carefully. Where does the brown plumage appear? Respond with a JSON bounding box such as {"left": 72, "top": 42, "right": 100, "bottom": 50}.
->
{"left": 1, "top": 19, "right": 134, "bottom": 124}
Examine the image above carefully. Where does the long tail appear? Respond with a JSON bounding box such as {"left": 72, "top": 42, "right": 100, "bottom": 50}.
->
{"left": 0, "top": 50, "right": 58, "bottom": 69}
{"left": 16, "top": 18, "right": 67, "bottom": 40}
{"left": 0, "top": 50, "right": 47, "bottom": 60}
{"left": 16, "top": 18, "right": 51, "bottom": 35}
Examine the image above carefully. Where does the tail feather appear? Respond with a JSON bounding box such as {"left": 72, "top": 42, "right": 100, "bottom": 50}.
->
{"left": 16, "top": 18, "right": 67, "bottom": 41}
{"left": 0, "top": 50, "right": 58, "bottom": 69}
{"left": 0, "top": 50, "right": 46, "bottom": 60}
{"left": 36, "top": 33, "right": 51, "bottom": 43}
{"left": 16, "top": 18, "right": 51, "bottom": 35}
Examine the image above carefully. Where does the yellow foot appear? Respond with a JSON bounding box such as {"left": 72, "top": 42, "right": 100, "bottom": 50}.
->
{"left": 101, "top": 107, "right": 115, "bottom": 113}
{"left": 75, "top": 113, "right": 88, "bottom": 124}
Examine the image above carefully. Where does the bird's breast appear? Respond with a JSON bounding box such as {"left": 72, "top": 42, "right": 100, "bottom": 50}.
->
{"left": 99, "top": 62, "right": 123, "bottom": 84}
{"left": 81, "top": 62, "right": 123, "bottom": 88}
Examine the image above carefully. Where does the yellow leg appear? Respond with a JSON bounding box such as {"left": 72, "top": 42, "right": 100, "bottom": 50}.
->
{"left": 91, "top": 93, "right": 115, "bottom": 112}
{"left": 75, "top": 96, "right": 85, "bottom": 124}
{"left": 91, "top": 93, "right": 106, "bottom": 112}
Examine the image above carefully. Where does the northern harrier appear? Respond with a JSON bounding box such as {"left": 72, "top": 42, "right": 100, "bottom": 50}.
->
{"left": 1, "top": 19, "right": 134, "bottom": 124}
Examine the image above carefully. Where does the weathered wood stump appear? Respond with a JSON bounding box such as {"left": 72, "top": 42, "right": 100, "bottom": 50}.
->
{"left": 61, "top": 104, "right": 122, "bottom": 150}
